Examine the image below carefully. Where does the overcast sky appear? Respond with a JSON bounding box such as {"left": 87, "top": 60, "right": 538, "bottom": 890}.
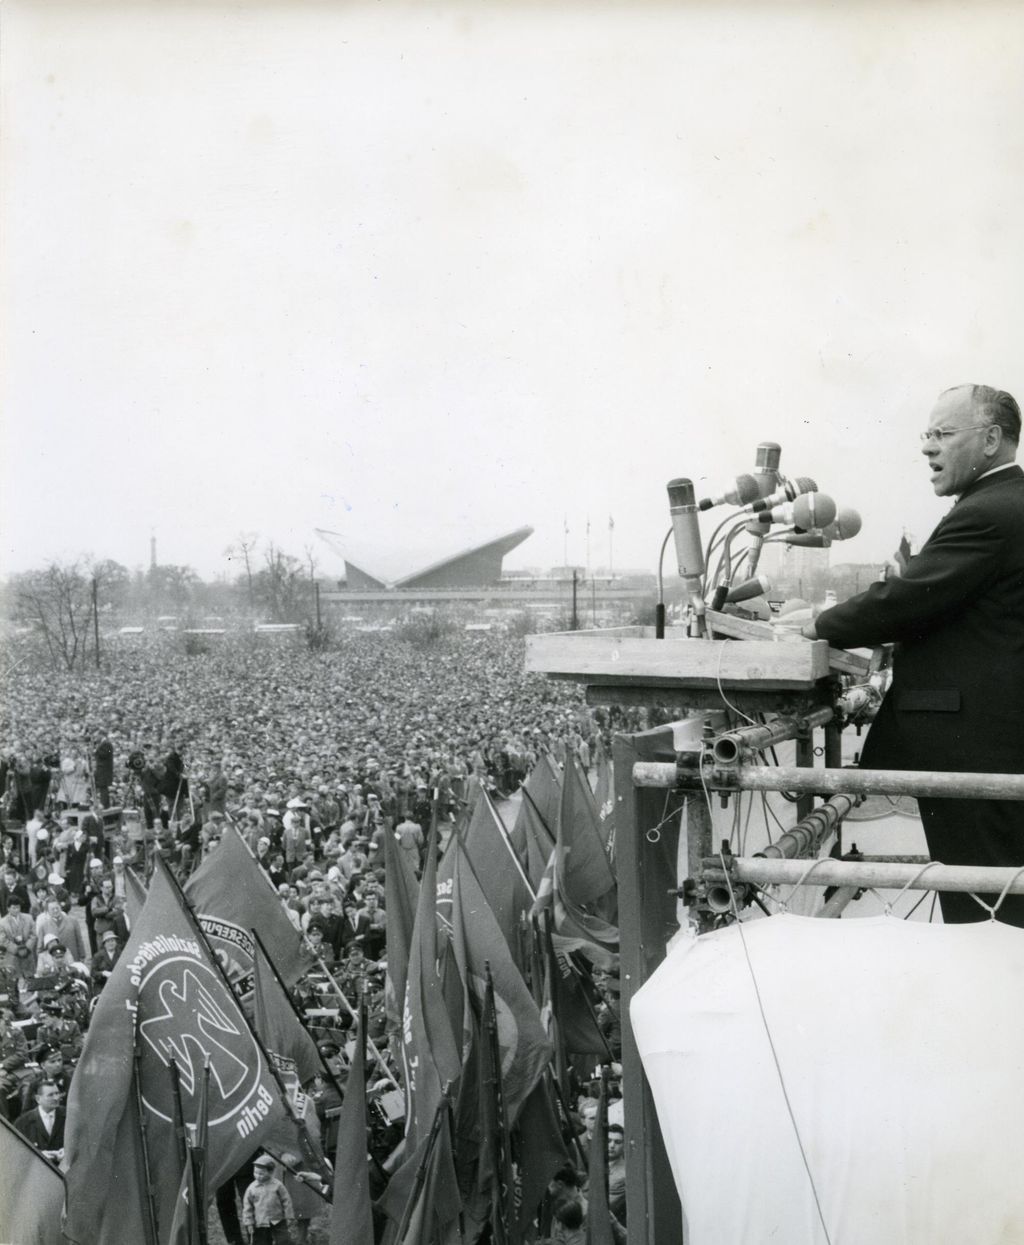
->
{"left": 3, "top": 0, "right": 1023, "bottom": 584}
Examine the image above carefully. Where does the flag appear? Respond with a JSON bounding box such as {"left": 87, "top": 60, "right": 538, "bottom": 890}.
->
{"left": 329, "top": 1007, "right": 374, "bottom": 1245}
{"left": 125, "top": 864, "right": 148, "bottom": 926}
{"left": 542, "top": 915, "right": 613, "bottom": 1059}
{"left": 521, "top": 754, "right": 562, "bottom": 843}
{"left": 0, "top": 1113, "right": 64, "bottom": 1245}
{"left": 479, "top": 968, "right": 514, "bottom": 1243}
{"left": 453, "top": 968, "right": 514, "bottom": 1245}
{"left": 383, "top": 815, "right": 420, "bottom": 1043}
{"left": 513, "top": 790, "right": 556, "bottom": 894}
{"left": 550, "top": 750, "right": 618, "bottom": 954}
{"left": 63, "top": 857, "right": 296, "bottom": 1244}
{"left": 440, "top": 836, "right": 551, "bottom": 1127}
{"left": 402, "top": 820, "right": 462, "bottom": 1154}
{"left": 442, "top": 788, "right": 534, "bottom": 970}
{"left": 383, "top": 1094, "right": 463, "bottom": 1245}
{"left": 511, "top": 1075, "right": 570, "bottom": 1239}
{"left": 558, "top": 749, "right": 615, "bottom": 910}
{"left": 251, "top": 937, "right": 333, "bottom": 1182}
{"left": 185, "top": 824, "right": 313, "bottom": 993}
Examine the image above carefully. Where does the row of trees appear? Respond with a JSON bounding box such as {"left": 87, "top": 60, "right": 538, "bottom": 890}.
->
{"left": 4, "top": 535, "right": 325, "bottom": 672}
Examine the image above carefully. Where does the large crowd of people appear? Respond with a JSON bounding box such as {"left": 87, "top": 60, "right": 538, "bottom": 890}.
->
{"left": 0, "top": 628, "right": 629, "bottom": 1242}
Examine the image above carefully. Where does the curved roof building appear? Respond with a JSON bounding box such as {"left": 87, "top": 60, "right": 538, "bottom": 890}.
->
{"left": 315, "top": 525, "right": 533, "bottom": 589}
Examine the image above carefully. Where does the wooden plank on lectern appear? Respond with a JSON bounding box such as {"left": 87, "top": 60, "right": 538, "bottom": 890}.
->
{"left": 615, "top": 728, "right": 685, "bottom": 1245}
{"left": 526, "top": 629, "right": 829, "bottom": 689}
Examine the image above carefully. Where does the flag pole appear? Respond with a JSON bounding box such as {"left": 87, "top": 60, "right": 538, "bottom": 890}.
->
{"left": 250, "top": 928, "right": 347, "bottom": 1105}
{"left": 132, "top": 1011, "right": 161, "bottom": 1245}
{"left": 483, "top": 964, "right": 512, "bottom": 1245}
{"left": 520, "top": 784, "right": 556, "bottom": 841}
{"left": 481, "top": 787, "right": 537, "bottom": 902}
{"left": 393, "top": 1084, "right": 452, "bottom": 1243}
{"left": 168, "top": 1060, "right": 189, "bottom": 1169}
{"left": 191, "top": 1057, "right": 210, "bottom": 1245}
{"left": 307, "top": 943, "right": 400, "bottom": 1089}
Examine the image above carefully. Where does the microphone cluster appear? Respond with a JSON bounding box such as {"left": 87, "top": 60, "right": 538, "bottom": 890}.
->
{"left": 664, "top": 440, "right": 862, "bottom": 625}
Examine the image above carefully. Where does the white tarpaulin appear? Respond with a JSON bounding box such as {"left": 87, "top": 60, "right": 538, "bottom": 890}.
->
{"left": 631, "top": 914, "right": 1024, "bottom": 1244}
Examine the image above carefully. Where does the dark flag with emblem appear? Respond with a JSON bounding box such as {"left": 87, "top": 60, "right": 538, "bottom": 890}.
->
{"left": 0, "top": 1113, "right": 64, "bottom": 1245}
{"left": 64, "top": 857, "right": 295, "bottom": 1244}
{"left": 185, "top": 823, "right": 313, "bottom": 993}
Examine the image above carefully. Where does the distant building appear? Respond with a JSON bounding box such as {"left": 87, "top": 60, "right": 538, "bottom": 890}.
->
{"left": 318, "top": 525, "right": 534, "bottom": 590}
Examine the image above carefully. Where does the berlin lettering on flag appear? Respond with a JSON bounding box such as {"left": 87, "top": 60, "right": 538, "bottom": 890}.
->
{"left": 64, "top": 857, "right": 294, "bottom": 1244}
{"left": 185, "top": 823, "right": 314, "bottom": 994}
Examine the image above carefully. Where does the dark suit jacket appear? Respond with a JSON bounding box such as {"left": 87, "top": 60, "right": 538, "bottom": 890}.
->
{"left": 815, "top": 465, "right": 1024, "bottom": 774}
{"left": 15, "top": 1105, "right": 65, "bottom": 1151}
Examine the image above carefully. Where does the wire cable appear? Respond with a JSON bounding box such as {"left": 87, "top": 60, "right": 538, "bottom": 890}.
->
{"left": 717, "top": 864, "right": 834, "bottom": 1244}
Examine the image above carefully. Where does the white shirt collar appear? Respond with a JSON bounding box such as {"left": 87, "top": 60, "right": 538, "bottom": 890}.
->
{"left": 975, "top": 461, "right": 1017, "bottom": 483}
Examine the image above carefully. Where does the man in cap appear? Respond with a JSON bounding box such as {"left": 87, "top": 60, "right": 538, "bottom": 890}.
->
{"left": 240, "top": 1153, "right": 295, "bottom": 1244}
{"left": 91, "top": 928, "right": 122, "bottom": 994}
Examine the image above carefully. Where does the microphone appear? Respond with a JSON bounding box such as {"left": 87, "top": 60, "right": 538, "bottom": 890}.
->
{"left": 756, "top": 493, "right": 837, "bottom": 531}
{"left": 747, "top": 477, "right": 817, "bottom": 513}
{"left": 754, "top": 442, "right": 782, "bottom": 498}
{"left": 697, "top": 474, "right": 760, "bottom": 511}
{"left": 783, "top": 532, "right": 830, "bottom": 548}
{"left": 726, "top": 574, "right": 771, "bottom": 603}
{"left": 666, "top": 479, "right": 705, "bottom": 581}
{"left": 822, "top": 507, "right": 862, "bottom": 542}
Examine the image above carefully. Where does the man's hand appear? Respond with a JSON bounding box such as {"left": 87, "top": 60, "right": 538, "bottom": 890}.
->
{"left": 800, "top": 622, "right": 818, "bottom": 640}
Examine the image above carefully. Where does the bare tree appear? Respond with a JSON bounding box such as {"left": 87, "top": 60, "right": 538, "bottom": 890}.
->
{"left": 12, "top": 561, "right": 95, "bottom": 671}
{"left": 224, "top": 531, "right": 259, "bottom": 615}
{"left": 303, "top": 543, "right": 318, "bottom": 583}
{"left": 252, "top": 542, "right": 305, "bottom": 622}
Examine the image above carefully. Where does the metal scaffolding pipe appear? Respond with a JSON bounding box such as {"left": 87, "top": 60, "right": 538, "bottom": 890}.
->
{"left": 758, "top": 794, "right": 858, "bottom": 860}
{"left": 707, "top": 856, "right": 1024, "bottom": 896}
{"left": 633, "top": 761, "right": 1024, "bottom": 802}
{"left": 712, "top": 707, "right": 834, "bottom": 764}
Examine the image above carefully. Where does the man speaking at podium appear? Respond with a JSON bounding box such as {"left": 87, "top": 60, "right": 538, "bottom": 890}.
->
{"left": 802, "top": 383, "right": 1024, "bottom": 925}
